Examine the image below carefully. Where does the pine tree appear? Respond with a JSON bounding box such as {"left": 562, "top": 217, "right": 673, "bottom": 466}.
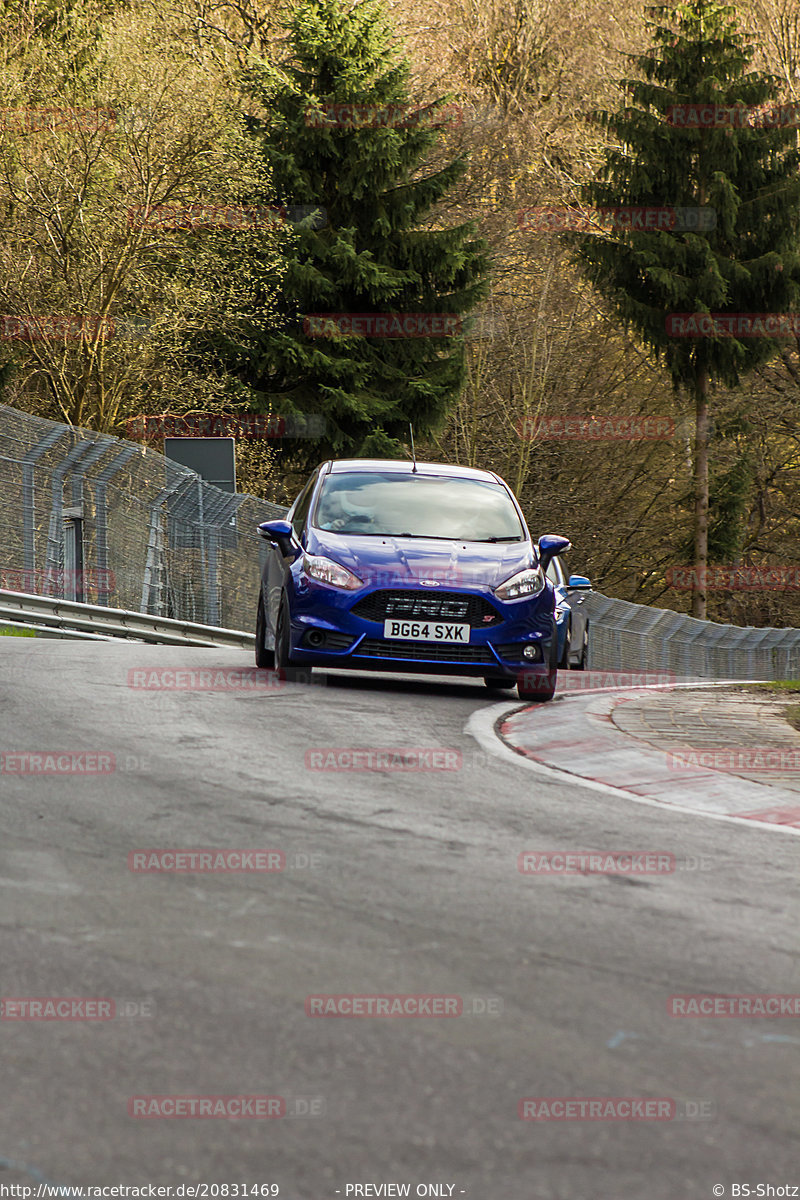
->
{"left": 0, "top": 361, "right": 12, "bottom": 404}
{"left": 708, "top": 449, "right": 752, "bottom": 563}
{"left": 576, "top": 0, "right": 800, "bottom": 618}
{"left": 228, "top": 0, "right": 489, "bottom": 463}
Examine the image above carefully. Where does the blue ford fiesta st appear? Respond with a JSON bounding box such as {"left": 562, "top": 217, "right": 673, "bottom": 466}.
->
{"left": 255, "top": 459, "right": 571, "bottom": 701}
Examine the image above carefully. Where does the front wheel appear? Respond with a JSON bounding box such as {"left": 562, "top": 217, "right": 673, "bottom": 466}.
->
{"left": 275, "top": 596, "right": 312, "bottom": 683}
{"left": 558, "top": 618, "right": 571, "bottom": 669}
{"left": 575, "top": 623, "right": 588, "bottom": 670}
{"left": 517, "top": 669, "right": 557, "bottom": 702}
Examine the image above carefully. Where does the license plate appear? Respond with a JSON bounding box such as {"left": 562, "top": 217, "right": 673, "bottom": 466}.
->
{"left": 383, "top": 619, "right": 470, "bottom": 643}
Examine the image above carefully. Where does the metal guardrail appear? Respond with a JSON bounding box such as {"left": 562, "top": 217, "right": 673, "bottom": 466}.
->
{"left": 7, "top": 586, "right": 800, "bottom": 674}
{"left": 583, "top": 591, "right": 800, "bottom": 680}
{"left": 0, "top": 589, "right": 255, "bottom": 649}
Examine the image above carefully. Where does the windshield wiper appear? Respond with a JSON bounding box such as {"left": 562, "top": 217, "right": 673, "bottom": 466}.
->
{"left": 393, "top": 533, "right": 453, "bottom": 539}
{"left": 325, "top": 530, "right": 522, "bottom": 541}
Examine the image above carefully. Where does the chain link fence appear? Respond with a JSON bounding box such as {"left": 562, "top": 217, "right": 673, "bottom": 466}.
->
{"left": 3, "top": 399, "right": 800, "bottom": 672}
{"left": 583, "top": 591, "right": 800, "bottom": 680}
{"left": 0, "top": 404, "right": 287, "bottom": 631}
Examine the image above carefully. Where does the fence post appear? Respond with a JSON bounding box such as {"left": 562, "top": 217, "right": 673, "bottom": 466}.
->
{"left": 94, "top": 446, "right": 137, "bottom": 606}
{"left": 43, "top": 440, "right": 95, "bottom": 596}
{"left": 62, "top": 505, "right": 84, "bottom": 602}
{"left": 22, "top": 427, "right": 66, "bottom": 585}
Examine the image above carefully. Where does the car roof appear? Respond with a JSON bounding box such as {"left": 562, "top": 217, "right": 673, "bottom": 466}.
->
{"left": 324, "top": 458, "right": 504, "bottom": 484}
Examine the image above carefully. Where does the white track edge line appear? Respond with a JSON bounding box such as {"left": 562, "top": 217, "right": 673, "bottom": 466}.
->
{"left": 465, "top": 699, "right": 800, "bottom": 839}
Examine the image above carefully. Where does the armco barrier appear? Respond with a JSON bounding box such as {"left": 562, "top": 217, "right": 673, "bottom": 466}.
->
{"left": 0, "top": 589, "right": 255, "bottom": 647}
{"left": 582, "top": 592, "right": 800, "bottom": 680}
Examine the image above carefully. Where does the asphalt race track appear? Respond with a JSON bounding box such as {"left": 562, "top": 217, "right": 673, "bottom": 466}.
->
{"left": 1, "top": 640, "right": 798, "bottom": 1198}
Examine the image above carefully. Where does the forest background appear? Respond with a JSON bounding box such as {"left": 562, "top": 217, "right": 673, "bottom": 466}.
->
{"left": 2, "top": 0, "right": 800, "bottom": 625}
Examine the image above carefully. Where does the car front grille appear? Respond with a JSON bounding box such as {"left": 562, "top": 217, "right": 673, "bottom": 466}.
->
{"left": 352, "top": 589, "right": 501, "bottom": 627}
{"left": 354, "top": 638, "right": 495, "bottom": 664}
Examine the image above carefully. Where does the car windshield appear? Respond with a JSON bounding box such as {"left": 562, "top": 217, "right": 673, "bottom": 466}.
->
{"left": 314, "top": 471, "right": 525, "bottom": 541}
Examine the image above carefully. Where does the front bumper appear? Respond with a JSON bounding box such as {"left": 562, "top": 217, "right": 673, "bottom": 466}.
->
{"left": 285, "top": 582, "right": 556, "bottom": 678}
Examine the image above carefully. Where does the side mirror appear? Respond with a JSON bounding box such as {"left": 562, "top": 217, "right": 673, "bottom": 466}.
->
{"left": 537, "top": 533, "right": 571, "bottom": 568}
{"left": 258, "top": 520, "right": 301, "bottom": 559}
{"left": 567, "top": 574, "right": 592, "bottom": 591}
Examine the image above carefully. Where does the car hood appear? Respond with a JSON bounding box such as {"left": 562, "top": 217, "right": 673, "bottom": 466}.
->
{"left": 306, "top": 529, "right": 537, "bottom": 590}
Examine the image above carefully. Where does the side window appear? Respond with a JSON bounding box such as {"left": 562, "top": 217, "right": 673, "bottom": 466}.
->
{"left": 546, "top": 557, "right": 564, "bottom": 587}
{"left": 290, "top": 473, "right": 317, "bottom": 539}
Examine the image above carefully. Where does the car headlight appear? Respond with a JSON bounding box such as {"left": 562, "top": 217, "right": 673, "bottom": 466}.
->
{"left": 302, "top": 554, "right": 363, "bottom": 590}
{"left": 494, "top": 566, "right": 545, "bottom": 601}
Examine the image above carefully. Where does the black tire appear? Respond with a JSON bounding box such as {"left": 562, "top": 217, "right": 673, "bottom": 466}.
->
{"left": 255, "top": 593, "right": 274, "bottom": 669}
{"left": 558, "top": 618, "right": 571, "bottom": 669}
{"left": 575, "top": 622, "right": 588, "bottom": 671}
{"left": 484, "top": 676, "right": 516, "bottom": 690}
{"left": 517, "top": 671, "right": 557, "bottom": 703}
{"left": 275, "top": 596, "right": 312, "bottom": 683}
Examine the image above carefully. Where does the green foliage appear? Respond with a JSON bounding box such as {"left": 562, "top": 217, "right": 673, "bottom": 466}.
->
{"left": 148, "top": 118, "right": 292, "bottom": 412}
{"left": 0, "top": 0, "right": 123, "bottom": 99}
{"left": 357, "top": 426, "right": 407, "bottom": 458}
{"left": 707, "top": 447, "right": 752, "bottom": 561}
{"left": 673, "top": 406, "right": 753, "bottom": 563}
{"left": 576, "top": 0, "right": 800, "bottom": 392}
{"left": 222, "top": 0, "right": 490, "bottom": 461}
{"left": 0, "top": 361, "right": 12, "bottom": 400}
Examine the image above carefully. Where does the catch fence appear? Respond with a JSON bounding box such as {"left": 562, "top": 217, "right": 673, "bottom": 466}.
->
{"left": 2, "top": 401, "right": 799, "bottom": 679}
{"left": 583, "top": 592, "right": 800, "bottom": 680}
{"left": 0, "top": 404, "right": 287, "bottom": 632}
